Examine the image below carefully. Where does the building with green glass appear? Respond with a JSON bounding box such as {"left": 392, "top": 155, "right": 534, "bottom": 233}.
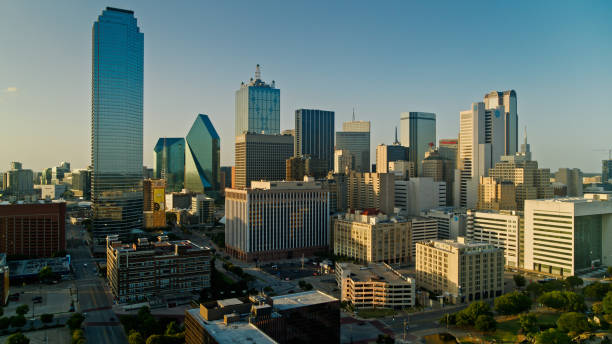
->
{"left": 154, "top": 138, "right": 185, "bottom": 192}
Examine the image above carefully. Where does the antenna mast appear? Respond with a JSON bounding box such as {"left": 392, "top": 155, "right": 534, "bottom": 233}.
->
{"left": 352, "top": 108, "right": 355, "bottom": 121}
{"left": 255, "top": 64, "right": 261, "bottom": 80}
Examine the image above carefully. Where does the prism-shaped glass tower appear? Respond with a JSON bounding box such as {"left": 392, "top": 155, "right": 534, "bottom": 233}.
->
{"left": 185, "top": 114, "right": 220, "bottom": 197}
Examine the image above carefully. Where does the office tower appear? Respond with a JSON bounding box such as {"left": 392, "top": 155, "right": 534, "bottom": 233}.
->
{"left": 294, "top": 109, "right": 335, "bottom": 171}
{"left": 106, "top": 235, "right": 211, "bottom": 303}
{"left": 376, "top": 144, "right": 409, "bottom": 173}
{"left": 184, "top": 114, "right": 220, "bottom": 197}
{"left": 153, "top": 137, "right": 185, "bottom": 192}
{"left": 409, "top": 217, "right": 439, "bottom": 259}
{"left": 333, "top": 149, "right": 353, "bottom": 174}
{"left": 524, "top": 195, "right": 612, "bottom": 276}
{"left": 142, "top": 167, "right": 153, "bottom": 179}
{"left": 439, "top": 139, "right": 458, "bottom": 204}
{"left": 51, "top": 162, "right": 70, "bottom": 183}
{"left": 347, "top": 172, "right": 396, "bottom": 215}
{"left": 185, "top": 290, "right": 340, "bottom": 344}
{"left": 466, "top": 210, "right": 523, "bottom": 268}
{"left": 235, "top": 64, "right": 280, "bottom": 136}
{"left": 285, "top": 156, "right": 327, "bottom": 181}
{"left": 68, "top": 169, "right": 91, "bottom": 199}
{"left": 41, "top": 168, "right": 52, "bottom": 185}
{"left": 0, "top": 203, "right": 66, "bottom": 257}
{"left": 91, "top": 7, "right": 144, "bottom": 240}
{"left": 400, "top": 112, "right": 436, "bottom": 176}
{"left": 333, "top": 211, "right": 411, "bottom": 264}
{"left": 323, "top": 173, "right": 348, "bottom": 212}
{"left": 454, "top": 101, "right": 506, "bottom": 208}
{"left": 416, "top": 237, "right": 504, "bottom": 303}
{"left": 421, "top": 152, "right": 443, "bottom": 181}
{"left": 394, "top": 178, "right": 446, "bottom": 216}
{"left": 336, "top": 120, "right": 370, "bottom": 172}
{"left": 479, "top": 134, "right": 552, "bottom": 210}
{"left": 143, "top": 179, "right": 166, "bottom": 228}
{"left": 191, "top": 194, "right": 214, "bottom": 224}
{"left": 603, "top": 160, "right": 612, "bottom": 184}
{"left": 421, "top": 207, "right": 467, "bottom": 239}
{"left": 165, "top": 191, "right": 193, "bottom": 211}
{"left": 388, "top": 160, "right": 415, "bottom": 179}
{"left": 225, "top": 180, "right": 330, "bottom": 261}
{"left": 556, "top": 168, "right": 584, "bottom": 197}
{"left": 234, "top": 133, "right": 293, "bottom": 189}
{"left": 484, "top": 90, "right": 518, "bottom": 155}
{"left": 3, "top": 163, "right": 34, "bottom": 197}
{"left": 219, "top": 166, "right": 232, "bottom": 194}
{"left": 336, "top": 262, "right": 416, "bottom": 309}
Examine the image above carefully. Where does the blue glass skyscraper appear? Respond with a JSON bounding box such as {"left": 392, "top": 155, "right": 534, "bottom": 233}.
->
{"left": 91, "top": 7, "right": 143, "bottom": 240}
{"left": 235, "top": 65, "right": 280, "bottom": 136}
{"left": 185, "top": 114, "right": 220, "bottom": 197}
{"left": 295, "top": 109, "right": 335, "bottom": 171}
{"left": 154, "top": 138, "right": 185, "bottom": 192}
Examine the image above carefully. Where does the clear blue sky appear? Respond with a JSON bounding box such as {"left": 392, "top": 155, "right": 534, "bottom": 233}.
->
{"left": 1, "top": 1, "right": 611, "bottom": 173}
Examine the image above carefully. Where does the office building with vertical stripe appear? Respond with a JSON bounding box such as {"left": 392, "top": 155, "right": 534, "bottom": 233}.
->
{"left": 400, "top": 112, "right": 436, "bottom": 176}
{"left": 466, "top": 209, "right": 523, "bottom": 268}
{"left": 295, "top": 109, "right": 335, "bottom": 172}
{"left": 336, "top": 121, "right": 371, "bottom": 172}
{"left": 225, "top": 180, "right": 330, "bottom": 262}
{"left": 234, "top": 133, "right": 293, "bottom": 189}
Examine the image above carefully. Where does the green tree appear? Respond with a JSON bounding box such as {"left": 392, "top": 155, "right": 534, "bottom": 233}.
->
{"left": 556, "top": 312, "right": 590, "bottom": 336}
{"left": 538, "top": 291, "right": 567, "bottom": 310}
{"left": 0, "top": 317, "right": 9, "bottom": 329}
{"left": 513, "top": 274, "right": 526, "bottom": 288}
{"left": 456, "top": 301, "right": 491, "bottom": 327}
{"left": 535, "top": 328, "right": 571, "bottom": 344}
{"left": 564, "top": 276, "right": 583, "bottom": 289}
{"left": 71, "top": 329, "right": 86, "bottom": 344}
{"left": 603, "top": 291, "right": 612, "bottom": 314}
{"left": 38, "top": 266, "right": 55, "bottom": 282}
{"left": 607, "top": 266, "right": 612, "bottom": 277}
{"left": 584, "top": 282, "right": 611, "bottom": 300}
{"left": 67, "top": 313, "right": 85, "bottom": 331}
{"left": 6, "top": 332, "right": 30, "bottom": 344}
{"left": 128, "top": 331, "right": 145, "bottom": 344}
{"left": 15, "top": 305, "right": 29, "bottom": 316}
{"left": 592, "top": 302, "right": 604, "bottom": 315}
{"left": 145, "top": 335, "right": 164, "bottom": 344}
{"left": 9, "top": 315, "right": 26, "bottom": 328}
{"left": 165, "top": 321, "right": 181, "bottom": 335}
{"left": 563, "top": 291, "right": 585, "bottom": 312}
{"left": 40, "top": 313, "right": 53, "bottom": 323}
{"left": 474, "top": 314, "right": 496, "bottom": 332}
{"left": 494, "top": 291, "right": 532, "bottom": 315}
{"left": 519, "top": 313, "right": 539, "bottom": 335}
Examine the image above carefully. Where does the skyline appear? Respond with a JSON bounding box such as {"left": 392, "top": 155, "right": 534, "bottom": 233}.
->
{"left": 1, "top": 1, "right": 612, "bottom": 173}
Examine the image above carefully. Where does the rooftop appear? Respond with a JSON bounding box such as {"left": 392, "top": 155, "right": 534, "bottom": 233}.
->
{"left": 186, "top": 309, "right": 278, "bottom": 344}
{"left": 8, "top": 256, "right": 71, "bottom": 278}
{"left": 107, "top": 236, "right": 210, "bottom": 254}
{"left": 337, "top": 262, "right": 413, "bottom": 284}
{"left": 270, "top": 290, "right": 337, "bottom": 311}
{"left": 419, "top": 237, "right": 500, "bottom": 253}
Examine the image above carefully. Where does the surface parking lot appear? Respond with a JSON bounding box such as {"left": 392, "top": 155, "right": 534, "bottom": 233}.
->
{"left": 260, "top": 261, "right": 323, "bottom": 281}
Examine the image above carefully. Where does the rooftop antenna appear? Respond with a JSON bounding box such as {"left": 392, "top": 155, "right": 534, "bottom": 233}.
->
{"left": 394, "top": 126, "right": 399, "bottom": 144}
{"left": 255, "top": 64, "right": 261, "bottom": 80}
{"left": 352, "top": 107, "right": 355, "bottom": 121}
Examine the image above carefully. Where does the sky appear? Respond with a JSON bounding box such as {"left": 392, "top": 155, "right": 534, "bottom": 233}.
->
{"left": 1, "top": 1, "right": 611, "bottom": 173}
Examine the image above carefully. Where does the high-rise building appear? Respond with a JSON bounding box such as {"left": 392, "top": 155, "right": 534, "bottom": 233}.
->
{"left": 51, "top": 162, "right": 71, "bottom": 184}
{"left": 41, "top": 168, "right": 52, "bottom": 185}
{"left": 191, "top": 194, "right": 214, "bottom": 224}
{"left": 184, "top": 114, "right": 220, "bottom": 197}
{"left": 409, "top": 217, "right": 439, "bottom": 258}
{"left": 91, "top": 7, "right": 144, "bottom": 240}
{"left": 484, "top": 90, "right": 518, "bottom": 155}
{"left": 333, "top": 149, "right": 353, "bottom": 174}
{"left": 0, "top": 203, "right": 66, "bottom": 257}
{"left": 556, "top": 168, "right": 584, "bottom": 197}
{"left": 388, "top": 160, "right": 415, "bottom": 179}
{"left": 225, "top": 180, "right": 330, "bottom": 261}
{"left": 603, "top": 160, "right": 612, "bottom": 184}
{"left": 235, "top": 64, "right": 280, "bottom": 136}
{"left": 347, "top": 172, "right": 396, "bottom": 215}
{"left": 524, "top": 195, "right": 612, "bottom": 276}
{"left": 376, "top": 144, "right": 409, "bottom": 173}
{"left": 395, "top": 178, "right": 446, "bottom": 216}
{"left": 234, "top": 133, "right": 293, "bottom": 189}
{"left": 336, "top": 121, "right": 370, "bottom": 172}
{"left": 2, "top": 162, "right": 34, "bottom": 197}
{"left": 400, "top": 112, "right": 436, "bottom": 176}
{"left": 143, "top": 179, "right": 166, "bottom": 228}
{"left": 323, "top": 173, "right": 348, "bottom": 213}
{"left": 153, "top": 138, "right": 185, "bottom": 192}
{"left": 294, "top": 109, "right": 335, "bottom": 171}
{"left": 439, "top": 139, "right": 458, "bottom": 204}
{"left": 416, "top": 237, "right": 504, "bottom": 303}
{"left": 333, "top": 211, "right": 412, "bottom": 264}
{"left": 285, "top": 156, "right": 327, "bottom": 181}
{"left": 477, "top": 177, "right": 517, "bottom": 210}
{"left": 219, "top": 166, "right": 232, "bottom": 195}
{"left": 420, "top": 207, "right": 466, "bottom": 240}
{"left": 68, "top": 169, "right": 91, "bottom": 199}
{"left": 466, "top": 210, "right": 523, "bottom": 268}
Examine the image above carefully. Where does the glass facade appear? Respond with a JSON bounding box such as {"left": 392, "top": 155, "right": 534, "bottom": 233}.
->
{"left": 295, "top": 109, "right": 335, "bottom": 171}
{"left": 574, "top": 214, "right": 603, "bottom": 271}
{"left": 185, "top": 114, "right": 220, "bottom": 197}
{"left": 153, "top": 138, "right": 185, "bottom": 192}
{"left": 235, "top": 67, "right": 280, "bottom": 136}
{"left": 400, "top": 112, "right": 436, "bottom": 176}
{"left": 335, "top": 131, "right": 370, "bottom": 172}
{"left": 91, "top": 7, "right": 144, "bottom": 239}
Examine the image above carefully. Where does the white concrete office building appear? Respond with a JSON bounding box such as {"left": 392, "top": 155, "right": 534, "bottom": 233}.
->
{"left": 467, "top": 210, "right": 522, "bottom": 268}
{"left": 421, "top": 207, "right": 467, "bottom": 240}
{"left": 395, "top": 178, "right": 446, "bottom": 216}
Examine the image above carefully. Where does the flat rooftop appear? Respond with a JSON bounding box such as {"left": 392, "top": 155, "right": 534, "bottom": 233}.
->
{"left": 338, "top": 262, "right": 412, "bottom": 284}
{"left": 186, "top": 309, "right": 278, "bottom": 344}
{"left": 8, "top": 256, "right": 71, "bottom": 278}
{"left": 270, "top": 290, "right": 337, "bottom": 311}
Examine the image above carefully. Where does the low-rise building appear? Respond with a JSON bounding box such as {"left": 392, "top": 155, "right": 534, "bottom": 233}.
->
{"left": 395, "top": 177, "right": 446, "bottom": 216}
{"left": 34, "top": 184, "right": 67, "bottom": 200}
{"left": 335, "top": 262, "right": 415, "bottom": 309}
{"left": 416, "top": 237, "right": 504, "bottom": 303}
{"left": 420, "top": 207, "right": 466, "bottom": 240}
{"left": 106, "top": 235, "right": 212, "bottom": 303}
{"left": 466, "top": 209, "right": 523, "bottom": 268}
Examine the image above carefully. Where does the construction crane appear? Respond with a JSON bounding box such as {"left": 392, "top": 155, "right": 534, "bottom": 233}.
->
{"left": 593, "top": 149, "right": 612, "bottom": 160}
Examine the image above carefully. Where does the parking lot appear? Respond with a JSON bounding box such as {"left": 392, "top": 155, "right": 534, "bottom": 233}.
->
{"left": 260, "top": 261, "right": 323, "bottom": 281}
{"left": 4, "top": 280, "right": 76, "bottom": 318}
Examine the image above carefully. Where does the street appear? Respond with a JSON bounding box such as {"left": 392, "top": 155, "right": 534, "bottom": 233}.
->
{"left": 67, "top": 224, "right": 127, "bottom": 344}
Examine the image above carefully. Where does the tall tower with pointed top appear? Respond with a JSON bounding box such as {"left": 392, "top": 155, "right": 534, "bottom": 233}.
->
{"left": 235, "top": 65, "right": 280, "bottom": 136}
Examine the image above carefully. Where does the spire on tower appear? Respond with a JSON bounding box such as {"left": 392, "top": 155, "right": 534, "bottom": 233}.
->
{"left": 352, "top": 107, "right": 355, "bottom": 121}
{"left": 394, "top": 126, "right": 399, "bottom": 145}
{"left": 255, "top": 64, "right": 261, "bottom": 80}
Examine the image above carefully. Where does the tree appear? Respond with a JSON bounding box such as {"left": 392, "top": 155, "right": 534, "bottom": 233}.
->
{"left": 564, "top": 276, "right": 583, "bottom": 289}
{"left": 128, "top": 331, "right": 145, "bottom": 344}
{"left": 494, "top": 291, "right": 532, "bottom": 315}
{"left": 40, "top": 313, "right": 53, "bottom": 323}
{"left": 71, "top": 329, "right": 86, "bottom": 344}
{"left": 607, "top": 266, "right": 612, "bottom": 277}
{"left": 6, "top": 332, "right": 29, "bottom": 344}
{"left": 456, "top": 301, "right": 491, "bottom": 327}
{"left": 165, "top": 321, "right": 181, "bottom": 335}
{"left": 0, "top": 317, "right": 9, "bottom": 329}
{"left": 556, "top": 312, "right": 590, "bottom": 336}
{"left": 603, "top": 291, "right": 612, "bottom": 314}
{"left": 67, "top": 313, "right": 85, "bottom": 331}
{"left": 513, "top": 274, "right": 526, "bottom": 288}
{"left": 592, "top": 302, "right": 604, "bottom": 315}
{"left": 38, "top": 266, "right": 56, "bottom": 282}
{"left": 563, "top": 291, "right": 586, "bottom": 312}
{"left": 535, "top": 328, "right": 571, "bottom": 344}
{"left": 474, "top": 314, "right": 496, "bottom": 332}
{"left": 15, "top": 305, "right": 29, "bottom": 316}
{"left": 9, "top": 315, "right": 26, "bottom": 328}
{"left": 519, "top": 313, "right": 538, "bottom": 335}
{"left": 376, "top": 334, "right": 394, "bottom": 344}
{"left": 145, "top": 335, "right": 164, "bottom": 344}
{"left": 584, "top": 282, "right": 611, "bottom": 300}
